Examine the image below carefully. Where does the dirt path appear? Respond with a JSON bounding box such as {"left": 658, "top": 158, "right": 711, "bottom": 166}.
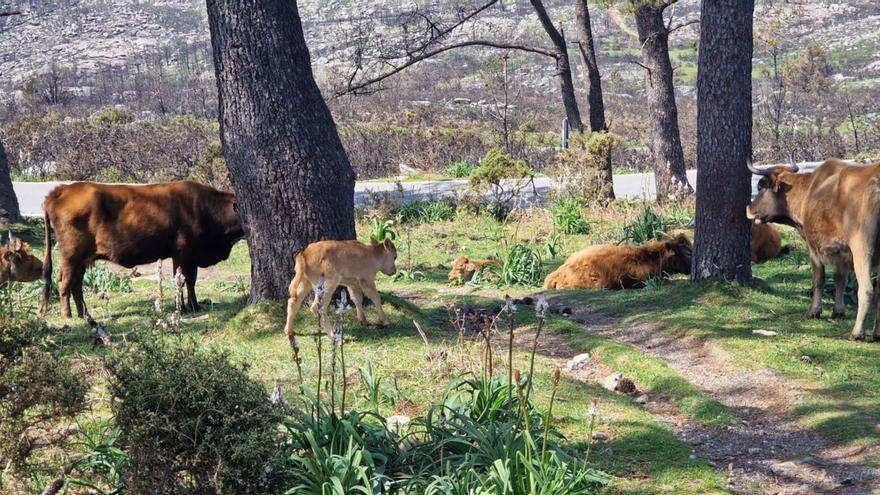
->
{"left": 544, "top": 300, "right": 879, "bottom": 495}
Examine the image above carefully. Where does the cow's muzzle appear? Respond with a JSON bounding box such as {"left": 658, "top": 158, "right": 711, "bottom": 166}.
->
{"left": 745, "top": 205, "right": 760, "bottom": 223}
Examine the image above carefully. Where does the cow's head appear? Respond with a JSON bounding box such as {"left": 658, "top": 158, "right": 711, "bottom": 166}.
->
{"left": 373, "top": 238, "right": 397, "bottom": 276}
{"left": 661, "top": 233, "right": 692, "bottom": 276}
{"left": 223, "top": 195, "right": 245, "bottom": 242}
{"left": 746, "top": 160, "right": 800, "bottom": 227}
{"left": 1, "top": 237, "right": 44, "bottom": 283}
{"left": 448, "top": 257, "right": 477, "bottom": 282}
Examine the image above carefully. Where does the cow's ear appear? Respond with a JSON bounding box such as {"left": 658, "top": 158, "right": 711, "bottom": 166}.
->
{"left": 774, "top": 172, "right": 796, "bottom": 193}
{"left": 383, "top": 238, "right": 393, "bottom": 249}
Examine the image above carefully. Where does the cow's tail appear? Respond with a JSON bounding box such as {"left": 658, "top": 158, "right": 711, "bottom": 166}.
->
{"left": 40, "top": 208, "right": 53, "bottom": 314}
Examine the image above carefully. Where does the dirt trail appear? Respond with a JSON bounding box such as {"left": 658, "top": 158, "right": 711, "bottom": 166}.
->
{"left": 544, "top": 300, "right": 879, "bottom": 495}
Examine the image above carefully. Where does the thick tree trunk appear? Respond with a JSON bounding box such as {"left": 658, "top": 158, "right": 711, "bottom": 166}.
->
{"left": 634, "top": 3, "right": 692, "bottom": 202}
{"left": 530, "top": 0, "right": 583, "bottom": 132}
{"left": 692, "top": 0, "right": 754, "bottom": 283}
{"left": 206, "top": 0, "right": 356, "bottom": 303}
{"left": 573, "top": 0, "right": 614, "bottom": 200}
{"left": 0, "top": 140, "right": 22, "bottom": 225}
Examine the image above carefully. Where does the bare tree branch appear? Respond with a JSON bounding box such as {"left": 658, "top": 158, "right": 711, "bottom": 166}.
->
{"left": 0, "top": 11, "right": 21, "bottom": 17}
{"left": 669, "top": 19, "right": 699, "bottom": 34}
{"left": 337, "top": 40, "right": 557, "bottom": 96}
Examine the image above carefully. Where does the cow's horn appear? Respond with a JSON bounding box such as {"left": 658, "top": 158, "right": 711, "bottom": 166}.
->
{"left": 747, "top": 160, "right": 769, "bottom": 176}
{"left": 787, "top": 151, "right": 800, "bottom": 173}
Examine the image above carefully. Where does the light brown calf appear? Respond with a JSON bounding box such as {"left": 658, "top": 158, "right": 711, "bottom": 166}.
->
{"left": 751, "top": 222, "right": 784, "bottom": 262}
{"left": 447, "top": 257, "right": 500, "bottom": 283}
{"left": 543, "top": 234, "right": 692, "bottom": 290}
{"left": 1, "top": 237, "right": 44, "bottom": 285}
{"left": 283, "top": 238, "right": 397, "bottom": 341}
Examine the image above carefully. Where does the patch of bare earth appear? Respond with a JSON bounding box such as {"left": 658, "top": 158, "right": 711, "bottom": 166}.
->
{"left": 542, "top": 298, "right": 880, "bottom": 495}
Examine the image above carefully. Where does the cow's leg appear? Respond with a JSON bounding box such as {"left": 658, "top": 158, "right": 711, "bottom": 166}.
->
{"left": 71, "top": 264, "right": 89, "bottom": 319}
{"left": 284, "top": 278, "right": 311, "bottom": 342}
{"left": 347, "top": 285, "right": 367, "bottom": 325}
{"left": 849, "top": 240, "right": 874, "bottom": 341}
{"left": 362, "top": 280, "right": 389, "bottom": 328}
{"left": 832, "top": 267, "right": 848, "bottom": 319}
{"left": 58, "top": 262, "right": 75, "bottom": 319}
{"left": 316, "top": 278, "right": 340, "bottom": 336}
{"left": 184, "top": 265, "right": 200, "bottom": 312}
{"left": 807, "top": 257, "right": 825, "bottom": 319}
{"left": 873, "top": 267, "right": 880, "bottom": 342}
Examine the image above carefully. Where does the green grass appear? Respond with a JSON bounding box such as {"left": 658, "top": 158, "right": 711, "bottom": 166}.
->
{"left": 12, "top": 205, "right": 880, "bottom": 491}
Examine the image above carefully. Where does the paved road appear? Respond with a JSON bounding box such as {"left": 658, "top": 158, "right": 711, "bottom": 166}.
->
{"left": 12, "top": 163, "right": 822, "bottom": 218}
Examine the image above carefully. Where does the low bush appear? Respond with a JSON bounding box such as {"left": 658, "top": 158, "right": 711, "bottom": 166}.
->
{"left": 105, "top": 337, "right": 288, "bottom": 495}
{"left": 549, "top": 196, "right": 590, "bottom": 235}
{"left": 549, "top": 132, "right": 619, "bottom": 203}
{"left": 446, "top": 161, "right": 477, "bottom": 178}
{"left": 83, "top": 265, "right": 132, "bottom": 294}
{"left": 475, "top": 243, "right": 543, "bottom": 288}
{"left": 620, "top": 204, "right": 669, "bottom": 244}
{"left": 397, "top": 199, "right": 456, "bottom": 224}
{"left": 470, "top": 148, "right": 535, "bottom": 221}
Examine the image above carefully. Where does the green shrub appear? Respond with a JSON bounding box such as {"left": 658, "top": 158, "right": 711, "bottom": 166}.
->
{"left": 476, "top": 244, "right": 543, "bottom": 287}
{"left": 397, "top": 199, "right": 456, "bottom": 224}
{"left": 83, "top": 265, "right": 132, "bottom": 294}
{"left": 189, "top": 140, "right": 232, "bottom": 191}
{"left": 549, "top": 132, "right": 619, "bottom": 202}
{"left": 90, "top": 106, "right": 135, "bottom": 127}
{"left": 446, "top": 161, "right": 477, "bottom": 178}
{"left": 620, "top": 205, "right": 669, "bottom": 244}
{"left": 0, "top": 318, "right": 87, "bottom": 474}
{"left": 549, "top": 197, "right": 590, "bottom": 235}
{"left": 470, "top": 148, "right": 535, "bottom": 221}
{"left": 369, "top": 218, "right": 398, "bottom": 243}
{"left": 105, "top": 337, "right": 287, "bottom": 494}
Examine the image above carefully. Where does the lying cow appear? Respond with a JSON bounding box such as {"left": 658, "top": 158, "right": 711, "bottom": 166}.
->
{"left": 751, "top": 222, "right": 787, "bottom": 262}
{"left": 447, "top": 256, "right": 500, "bottom": 283}
{"left": 42, "top": 181, "right": 244, "bottom": 318}
{"left": 283, "top": 238, "right": 397, "bottom": 341}
{"left": 1, "top": 236, "right": 43, "bottom": 284}
{"left": 747, "top": 159, "right": 880, "bottom": 340}
{"left": 544, "top": 233, "right": 692, "bottom": 290}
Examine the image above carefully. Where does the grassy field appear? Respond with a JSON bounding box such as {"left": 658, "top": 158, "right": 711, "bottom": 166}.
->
{"left": 5, "top": 201, "right": 879, "bottom": 493}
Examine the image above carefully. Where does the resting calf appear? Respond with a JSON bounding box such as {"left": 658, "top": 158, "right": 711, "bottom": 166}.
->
{"left": 447, "top": 256, "right": 500, "bottom": 283}
{"left": 283, "top": 238, "right": 397, "bottom": 341}
{"left": 1, "top": 237, "right": 43, "bottom": 284}
{"left": 544, "top": 234, "right": 692, "bottom": 290}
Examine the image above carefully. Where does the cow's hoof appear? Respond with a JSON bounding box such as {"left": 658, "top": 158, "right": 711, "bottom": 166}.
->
{"left": 831, "top": 310, "right": 845, "bottom": 320}
{"left": 805, "top": 309, "right": 822, "bottom": 319}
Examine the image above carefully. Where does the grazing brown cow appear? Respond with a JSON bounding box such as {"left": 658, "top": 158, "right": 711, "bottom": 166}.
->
{"left": 447, "top": 257, "right": 500, "bottom": 283}
{"left": 283, "top": 238, "right": 397, "bottom": 341}
{"left": 751, "top": 222, "right": 785, "bottom": 262}
{"left": 1, "top": 237, "right": 43, "bottom": 284}
{"left": 544, "top": 234, "right": 692, "bottom": 290}
{"left": 747, "top": 159, "right": 880, "bottom": 340}
{"left": 41, "top": 181, "right": 244, "bottom": 318}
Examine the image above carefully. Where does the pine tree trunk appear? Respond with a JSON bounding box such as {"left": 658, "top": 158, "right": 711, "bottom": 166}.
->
{"left": 206, "top": 0, "right": 356, "bottom": 303}
{"left": 692, "top": 0, "right": 755, "bottom": 283}
{"left": 530, "top": 0, "right": 583, "bottom": 132}
{"left": 0, "top": 140, "right": 22, "bottom": 226}
{"left": 573, "top": 0, "right": 614, "bottom": 200}
{"left": 634, "top": 3, "right": 692, "bottom": 202}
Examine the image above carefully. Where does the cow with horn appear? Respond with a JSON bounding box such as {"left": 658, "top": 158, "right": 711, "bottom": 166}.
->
{"left": 746, "top": 156, "right": 880, "bottom": 341}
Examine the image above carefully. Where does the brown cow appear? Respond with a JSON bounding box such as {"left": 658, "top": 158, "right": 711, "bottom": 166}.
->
{"left": 543, "top": 233, "right": 692, "bottom": 290}
{"left": 1, "top": 237, "right": 43, "bottom": 284}
{"left": 751, "top": 222, "right": 786, "bottom": 262}
{"left": 283, "top": 238, "right": 397, "bottom": 341}
{"left": 447, "top": 257, "right": 500, "bottom": 283}
{"left": 41, "top": 181, "right": 244, "bottom": 318}
{"left": 747, "top": 159, "right": 880, "bottom": 340}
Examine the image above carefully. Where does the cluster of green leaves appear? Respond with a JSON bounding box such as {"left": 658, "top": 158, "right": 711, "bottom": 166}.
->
{"left": 549, "top": 196, "right": 590, "bottom": 235}
{"left": 397, "top": 199, "right": 456, "bottom": 224}
{"left": 83, "top": 265, "right": 132, "bottom": 294}
{"left": 619, "top": 204, "right": 669, "bottom": 244}
{"left": 473, "top": 244, "right": 544, "bottom": 288}
{"left": 370, "top": 218, "right": 398, "bottom": 243}
{"left": 446, "top": 161, "right": 478, "bottom": 178}
{"left": 470, "top": 148, "right": 535, "bottom": 221}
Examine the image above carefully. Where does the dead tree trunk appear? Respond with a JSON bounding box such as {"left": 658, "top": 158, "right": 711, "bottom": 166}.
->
{"left": 634, "top": 2, "right": 692, "bottom": 202}
{"left": 530, "top": 0, "right": 583, "bottom": 132}
{"left": 573, "top": 0, "right": 614, "bottom": 199}
{"left": 692, "top": 0, "right": 754, "bottom": 283}
{"left": 206, "top": 0, "right": 356, "bottom": 302}
{"left": 0, "top": 140, "right": 22, "bottom": 225}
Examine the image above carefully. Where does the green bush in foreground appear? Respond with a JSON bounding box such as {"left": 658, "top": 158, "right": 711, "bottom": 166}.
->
{"left": 549, "top": 196, "right": 590, "bottom": 235}
{"left": 105, "top": 337, "right": 288, "bottom": 495}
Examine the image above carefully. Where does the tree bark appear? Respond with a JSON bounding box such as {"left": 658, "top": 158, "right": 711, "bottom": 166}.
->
{"left": 0, "top": 140, "right": 22, "bottom": 225}
{"left": 634, "top": 2, "right": 692, "bottom": 202}
{"left": 573, "top": 0, "right": 614, "bottom": 200}
{"left": 692, "top": 0, "right": 754, "bottom": 283}
{"left": 206, "top": 0, "right": 356, "bottom": 302}
{"left": 530, "top": 0, "right": 583, "bottom": 132}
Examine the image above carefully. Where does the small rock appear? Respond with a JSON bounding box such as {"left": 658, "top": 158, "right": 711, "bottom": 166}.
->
{"left": 689, "top": 454, "right": 696, "bottom": 460}
{"left": 591, "top": 431, "right": 608, "bottom": 442}
{"left": 747, "top": 447, "right": 762, "bottom": 455}
{"left": 386, "top": 415, "right": 411, "bottom": 430}
{"left": 752, "top": 329, "right": 778, "bottom": 337}
{"left": 770, "top": 461, "right": 798, "bottom": 474}
{"left": 800, "top": 355, "right": 813, "bottom": 363}
{"left": 565, "top": 353, "right": 592, "bottom": 371}
{"left": 635, "top": 394, "right": 649, "bottom": 404}
{"left": 602, "top": 373, "right": 638, "bottom": 394}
